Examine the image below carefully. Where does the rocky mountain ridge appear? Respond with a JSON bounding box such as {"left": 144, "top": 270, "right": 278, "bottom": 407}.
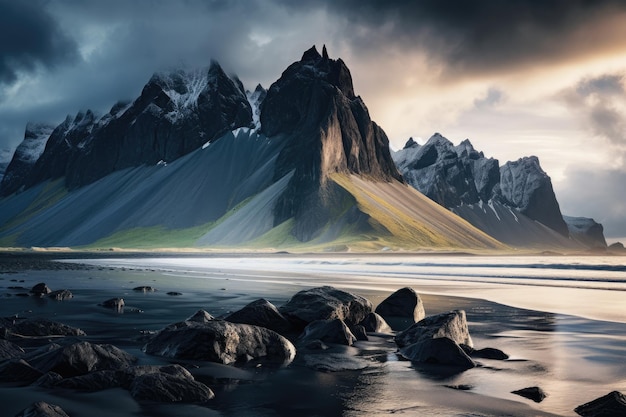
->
{"left": 393, "top": 134, "right": 605, "bottom": 248}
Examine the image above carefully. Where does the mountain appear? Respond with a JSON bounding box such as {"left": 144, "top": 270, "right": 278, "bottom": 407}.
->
{"left": 0, "top": 123, "right": 55, "bottom": 195}
{"left": 393, "top": 134, "right": 605, "bottom": 249}
{"left": 0, "top": 46, "right": 503, "bottom": 251}
{"left": 0, "top": 148, "right": 12, "bottom": 183}
{"left": 563, "top": 216, "right": 607, "bottom": 248}
{"left": 0, "top": 62, "right": 252, "bottom": 196}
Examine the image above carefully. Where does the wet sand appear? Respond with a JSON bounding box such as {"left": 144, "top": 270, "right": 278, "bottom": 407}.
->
{"left": 1, "top": 251, "right": 625, "bottom": 416}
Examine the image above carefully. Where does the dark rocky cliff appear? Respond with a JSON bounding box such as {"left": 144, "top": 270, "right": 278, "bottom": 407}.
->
{"left": 261, "top": 45, "right": 402, "bottom": 239}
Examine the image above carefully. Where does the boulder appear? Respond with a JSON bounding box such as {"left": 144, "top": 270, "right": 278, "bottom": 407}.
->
{"left": 117, "top": 364, "right": 194, "bottom": 389}
{"left": 512, "top": 386, "right": 547, "bottom": 403}
{"left": 395, "top": 310, "right": 473, "bottom": 348}
{"left": 280, "top": 286, "right": 372, "bottom": 328}
{"left": 100, "top": 297, "right": 124, "bottom": 311}
{"left": 27, "top": 341, "right": 137, "bottom": 377}
{"left": 226, "top": 298, "right": 293, "bottom": 334}
{"left": 130, "top": 372, "right": 215, "bottom": 403}
{"left": 375, "top": 287, "right": 425, "bottom": 324}
{"left": 350, "top": 324, "right": 368, "bottom": 341}
{"left": 359, "top": 312, "right": 392, "bottom": 333}
{"left": 299, "top": 319, "right": 356, "bottom": 346}
{"left": 48, "top": 289, "right": 73, "bottom": 301}
{"left": 30, "top": 282, "right": 51, "bottom": 296}
{"left": 186, "top": 310, "right": 214, "bottom": 323}
{"left": 0, "top": 339, "right": 25, "bottom": 359}
{"left": 0, "top": 318, "right": 85, "bottom": 338}
{"left": 32, "top": 372, "right": 63, "bottom": 388}
{"left": 143, "top": 319, "right": 296, "bottom": 365}
{"left": 575, "top": 391, "right": 626, "bottom": 417}
{"left": 398, "top": 337, "right": 476, "bottom": 369}
{"left": 56, "top": 370, "right": 119, "bottom": 391}
{"left": 14, "top": 401, "right": 70, "bottom": 417}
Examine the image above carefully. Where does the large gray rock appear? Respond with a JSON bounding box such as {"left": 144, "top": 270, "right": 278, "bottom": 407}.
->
{"left": 27, "top": 341, "right": 137, "bottom": 377}
{"left": 14, "top": 401, "right": 70, "bottom": 417}
{"left": 143, "top": 319, "right": 296, "bottom": 365}
{"left": 395, "top": 310, "right": 473, "bottom": 348}
{"left": 575, "top": 391, "right": 626, "bottom": 417}
{"left": 226, "top": 298, "right": 293, "bottom": 334}
{"left": 0, "top": 318, "right": 85, "bottom": 338}
{"left": 280, "top": 286, "right": 372, "bottom": 328}
{"left": 299, "top": 319, "right": 356, "bottom": 346}
{"left": 375, "top": 287, "right": 425, "bottom": 324}
{"left": 56, "top": 370, "right": 119, "bottom": 391}
{"left": 359, "top": 312, "right": 392, "bottom": 333}
{"left": 395, "top": 310, "right": 474, "bottom": 368}
{"left": 129, "top": 371, "right": 215, "bottom": 403}
{"left": 399, "top": 337, "right": 475, "bottom": 369}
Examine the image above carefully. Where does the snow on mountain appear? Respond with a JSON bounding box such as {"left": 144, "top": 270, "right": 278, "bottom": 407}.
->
{"left": 0, "top": 123, "right": 54, "bottom": 194}
{"left": 246, "top": 84, "right": 266, "bottom": 130}
{"left": 392, "top": 133, "right": 498, "bottom": 208}
{"left": 0, "top": 46, "right": 505, "bottom": 252}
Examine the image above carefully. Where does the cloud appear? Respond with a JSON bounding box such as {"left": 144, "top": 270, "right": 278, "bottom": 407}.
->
{"left": 0, "top": 0, "right": 79, "bottom": 84}
{"left": 561, "top": 72, "right": 626, "bottom": 149}
{"left": 473, "top": 87, "right": 504, "bottom": 109}
{"left": 557, "top": 167, "right": 626, "bottom": 238}
{"left": 281, "top": 0, "right": 626, "bottom": 77}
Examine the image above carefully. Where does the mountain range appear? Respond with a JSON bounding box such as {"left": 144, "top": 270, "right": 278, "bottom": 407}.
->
{"left": 0, "top": 46, "right": 608, "bottom": 252}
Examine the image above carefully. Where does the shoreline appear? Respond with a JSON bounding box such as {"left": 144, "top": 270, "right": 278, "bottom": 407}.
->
{"left": 1, "top": 252, "right": 625, "bottom": 416}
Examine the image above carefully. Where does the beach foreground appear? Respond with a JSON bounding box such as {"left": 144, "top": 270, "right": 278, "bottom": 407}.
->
{"left": 1, "top": 252, "right": 625, "bottom": 416}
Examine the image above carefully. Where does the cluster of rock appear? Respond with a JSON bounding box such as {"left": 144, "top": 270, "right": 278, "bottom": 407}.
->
{"left": 5, "top": 281, "right": 73, "bottom": 300}
{"left": 3, "top": 284, "right": 624, "bottom": 417}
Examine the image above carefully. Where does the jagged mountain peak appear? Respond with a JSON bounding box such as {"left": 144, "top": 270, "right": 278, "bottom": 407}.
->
{"left": 403, "top": 137, "right": 419, "bottom": 149}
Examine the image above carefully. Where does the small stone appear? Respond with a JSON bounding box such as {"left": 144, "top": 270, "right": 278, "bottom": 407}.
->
{"left": 512, "top": 386, "right": 547, "bottom": 403}
{"left": 30, "top": 282, "right": 51, "bottom": 295}
{"left": 101, "top": 297, "right": 124, "bottom": 311}
{"left": 133, "top": 286, "right": 156, "bottom": 292}
{"left": 48, "top": 289, "right": 73, "bottom": 301}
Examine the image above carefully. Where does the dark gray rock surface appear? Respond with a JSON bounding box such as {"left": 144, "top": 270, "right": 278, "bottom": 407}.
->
{"left": 398, "top": 336, "right": 476, "bottom": 369}
{"left": 512, "top": 386, "right": 548, "bottom": 403}
{"left": 395, "top": 310, "right": 473, "bottom": 348}
{"left": 375, "top": 287, "right": 425, "bottom": 324}
{"left": 0, "top": 339, "right": 25, "bottom": 359}
{"left": 27, "top": 341, "right": 137, "bottom": 377}
{"left": 298, "top": 319, "right": 356, "bottom": 346}
{"left": 575, "top": 391, "right": 626, "bottom": 417}
{"left": 226, "top": 298, "right": 293, "bottom": 334}
{"left": 359, "top": 312, "right": 392, "bottom": 333}
{"left": 143, "top": 319, "right": 296, "bottom": 365}
{"left": 280, "top": 286, "right": 372, "bottom": 328}
{"left": 14, "top": 401, "right": 70, "bottom": 417}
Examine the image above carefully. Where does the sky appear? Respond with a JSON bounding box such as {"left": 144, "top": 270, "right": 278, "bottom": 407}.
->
{"left": 1, "top": 0, "right": 625, "bottom": 239}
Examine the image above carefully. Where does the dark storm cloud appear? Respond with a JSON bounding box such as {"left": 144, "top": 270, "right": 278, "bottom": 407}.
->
{"left": 561, "top": 73, "right": 626, "bottom": 146}
{"left": 282, "top": 0, "right": 626, "bottom": 76}
{"left": 0, "top": 0, "right": 78, "bottom": 84}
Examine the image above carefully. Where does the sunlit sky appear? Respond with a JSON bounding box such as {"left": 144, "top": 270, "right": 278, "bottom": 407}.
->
{"left": 1, "top": 0, "right": 625, "bottom": 238}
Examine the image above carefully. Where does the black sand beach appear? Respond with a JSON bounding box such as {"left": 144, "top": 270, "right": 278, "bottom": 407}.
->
{"left": 1, "top": 251, "right": 625, "bottom": 416}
